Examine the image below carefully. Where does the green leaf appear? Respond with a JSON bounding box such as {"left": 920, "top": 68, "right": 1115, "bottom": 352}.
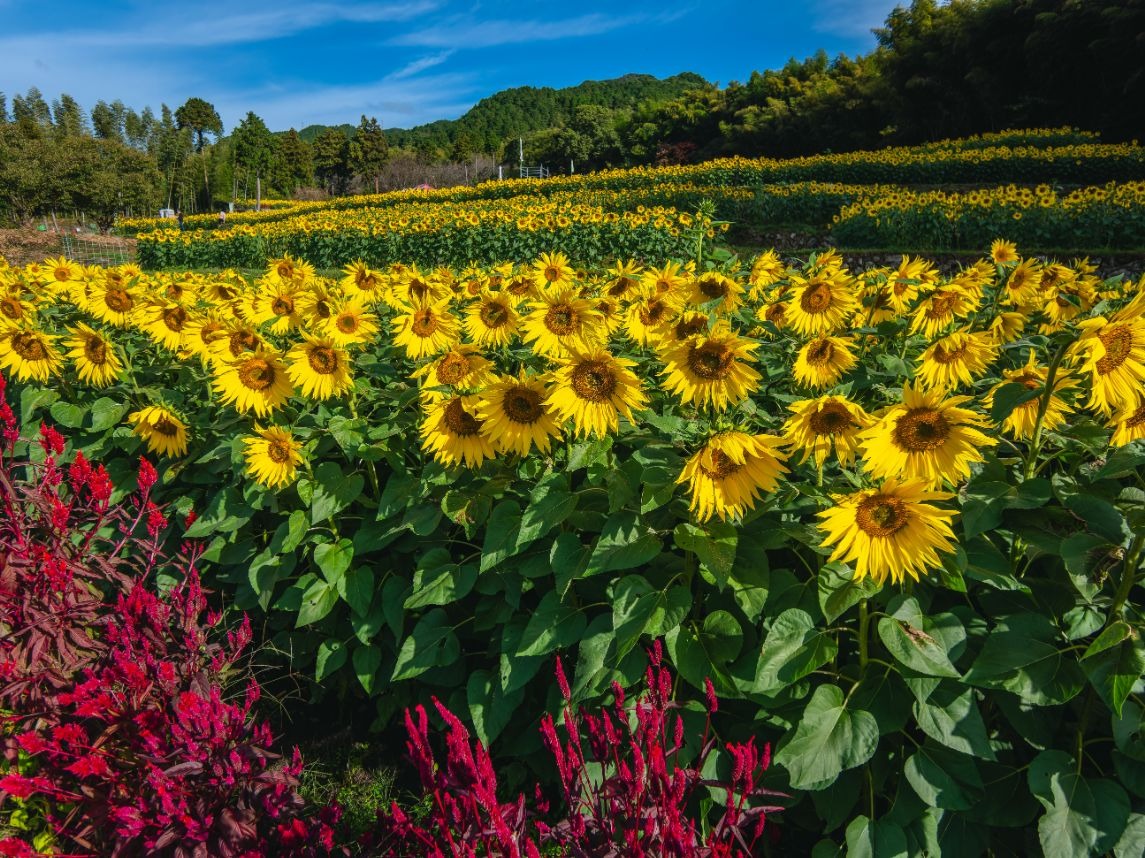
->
{"left": 352, "top": 644, "right": 382, "bottom": 693}
{"left": 586, "top": 512, "right": 661, "bottom": 576}
{"left": 1082, "top": 622, "right": 1145, "bottom": 717}
{"left": 753, "top": 608, "right": 839, "bottom": 694}
{"left": 845, "top": 815, "right": 908, "bottom": 858}
{"left": 49, "top": 400, "right": 85, "bottom": 428}
{"left": 296, "top": 580, "right": 339, "bottom": 627}
{"left": 1029, "top": 751, "right": 1130, "bottom": 858}
{"left": 1065, "top": 493, "right": 1130, "bottom": 545}
{"left": 964, "top": 618, "right": 1085, "bottom": 706}
{"left": 1114, "top": 813, "right": 1145, "bottom": 858}
{"left": 90, "top": 397, "right": 128, "bottom": 431}
{"left": 673, "top": 521, "right": 738, "bottom": 584}
{"left": 612, "top": 576, "right": 692, "bottom": 662}
{"left": 480, "top": 501, "right": 522, "bottom": 572}
{"left": 315, "top": 638, "right": 347, "bottom": 681}
{"left": 314, "top": 538, "right": 354, "bottom": 586}
{"left": 271, "top": 509, "right": 310, "bottom": 554}
{"left": 339, "top": 566, "right": 375, "bottom": 616}
{"left": 774, "top": 684, "right": 879, "bottom": 790}
{"left": 913, "top": 682, "right": 995, "bottom": 760}
{"left": 818, "top": 563, "right": 881, "bottom": 622}
{"left": 904, "top": 744, "right": 983, "bottom": 810}
{"left": 551, "top": 532, "right": 590, "bottom": 597}
{"left": 517, "top": 472, "right": 577, "bottom": 548}
{"left": 665, "top": 615, "right": 741, "bottom": 696}
{"left": 517, "top": 591, "right": 587, "bottom": 657}
{"left": 406, "top": 550, "right": 477, "bottom": 609}
{"left": 990, "top": 382, "right": 1042, "bottom": 423}
{"left": 467, "top": 669, "right": 523, "bottom": 747}
{"left": 309, "top": 461, "right": 364, "bottom": 524}
{"left": 20, "top": 387, "right": 58, "bottom": 425}
{"left": 878, "top": 616, "right": 960, "bottom": 678}
{"left": 391, "top": 609, "right": 460, "bottom": 681}
{"left": 380, "top": 575, "right": 407, "bottom": 638}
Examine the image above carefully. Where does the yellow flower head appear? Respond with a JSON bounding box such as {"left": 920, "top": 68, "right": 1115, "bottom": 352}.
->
{"left": 286, "top": 336, "right": 354, "bottom": 401}
{"left": 243, "top": 425, "right": 304, "bottom": 488}
{"left": 548, "top": 349, "right": 648, "bottom": 438}
{"left": 0, "top": 327, "right": 62, "bottom": 382}
{"left": 659, "top": 323, "right": 761, "bottom": 411}
{"left": 783, "top": 395, "right": 874, "bottom": 468}
{"left": 793, "top": 335, "right": 857, "bottom": 390}
{"left": 676, "top": 431, "right": 788, "bottom": 523}
{"left": 65, "top": 323, "right": 122, "bottom": 387}
{"left": 476, "top": 372, "right": 563, "bottom": 456}
{"left": 213, "top": 349, "right": 294, "bottom": 416}
{"left": 128, "top": 405, "right": 189, "bottom": 458}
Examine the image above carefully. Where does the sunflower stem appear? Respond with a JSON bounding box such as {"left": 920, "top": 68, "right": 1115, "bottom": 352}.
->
{"left": 858, "top": 599, "right": 870, "bottom": 671}
{"left": 1022, "top": 342, "right": 1068, "bottom": 480}
{"left": 1109, "top": 533, "right": 1145, "bottom": 623}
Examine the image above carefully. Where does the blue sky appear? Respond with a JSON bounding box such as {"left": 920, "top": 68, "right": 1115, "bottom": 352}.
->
{"left": 1, "top": 0, "right": 902, "bottom": 132}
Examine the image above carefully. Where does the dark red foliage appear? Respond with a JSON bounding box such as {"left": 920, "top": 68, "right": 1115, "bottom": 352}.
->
{"left": 0, "top": 372, "right": 343, "bottom": 858}
{"left": 367, "top": 640, "right": 784, "bottom": 857}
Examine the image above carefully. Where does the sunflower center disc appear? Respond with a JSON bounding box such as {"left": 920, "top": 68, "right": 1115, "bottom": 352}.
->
{"left": 163, "top": 307, "right": 187, "bottom": 332}
{"left": 153, "top": 417, "right": 180, "bottom": 437}
{"left": 238, "top": 358, "right": 275, "bottom": 391}
{"left": 894, "top": 407, "right": 951, "bottom": 451}
{"left": 544, "top": 266, "right": 561, "bottom": 283}
{"left": 11, "top": 332, "right": 47, "bottom": 361}
{"left": 307, "top": 347, "right": 338, "bottom": 375}
{"left": 571, "top": 360, "right": 617, "bottom": 402}
{"left": 411, "top": 309, "right": 438, "bottom": 337}
{"left": 699, "top": 276, "right": 727, "bottom": 300}
{"left": 687, "top": 342, "right": 734, "bottom": 380}
{"left": 1096, "top": 324, "right": 1132, "bottom": 374}
{"left": 267, "top": 441, "right": 292, "bottom": 463}
{"left": 1125, "top": 401, "right": 1145, "bottom": 429}
{"left": 699, "top": 449, "right": 742, "bottom": 480}
{"left": 336, "top": 314, "right": 359, "bottom": 334}
{"left": 856, "top": 495, "right": 909, "bottom": 537}
{"left": 805, "top": 339, "right": 835, "bottom": 366}
{"left": 800, "top": 282, "right": 832, "bottom": 313}
{"left": 436, "top": 353, "right": 470, "bottom": 385}
{"left": 480, "top": 301, "right": 509, "bottom": 328}
{"left": 0, "top": 298, "right": 23, "bottom": 320}
{"left": 442, "top": 398, "right": 481, "bottom": 437}
{"left": 230, "top": 330, "right": 260, "bottom": 357}
{"left": 809, "top": 403, "right": 853, "bottom": 435}
{"left": 84, "top": 336, "right": 108, "bottom": 365}
{"left": 104, "top": 288, "right": 133, "bottom": 313}
{"left": 271, "top": 297, "right": 294, "bottom": 316}
{"left": 545, "top": 305, "right": 576, "bottom": 335}
{"left": 504, "top": 388, "right": 543, "bottom": 423}
{"left": 931, "top": 341, "right": 968, "bottom": 365}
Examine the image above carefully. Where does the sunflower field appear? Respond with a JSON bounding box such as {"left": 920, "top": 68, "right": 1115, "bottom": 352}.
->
{"left": 3, "top": 228, "right": 1145, "bottom": 855}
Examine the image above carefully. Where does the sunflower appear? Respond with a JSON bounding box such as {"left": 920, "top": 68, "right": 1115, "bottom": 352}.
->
{"left": 139, "top": 302, "right": 191, "bottom": 352}
{"left": 886, "top": 256, "right": 938, "bottom": 315}
{"left": 321, "top": 296, "right": 380, "bottom": 347}
{"left": 688, "top": 272, "right": 744, "bottom": 314}
{"left": 793, "top": 335, "right": 857, "bottom": 390}
{"left": 1109, "top": 398, "right": 1145, "bottom": 447}
{"left": 251, "top": 280, "right": 305, "bottom": 335}
{"left": 392, "top": 297, "right": 460, "bottom": 359}
{"left": 989, "top": 311, "right": 1027, "bottom": 345}
{"left": 817, "top": 478, "right": 958, "bottom": 585}
{"left": 477, "top": 372, "right": 563, "bottom": 456}
{"left": 990, "top": 239, "right": 1019, "bottom": 265}
{"left": 859, "top": 384, "right": 995, "bottom": 488}
{"left": 0, "top": 292, "right": 36, "bottom": 329}
{"left": 1002, "top": 258, "right": 1042, "bottom": 307}
{"left": 548, "top": 349, "right": 648, "bottom": 438}
{"left": 128, "top": 405, "right": 189, "bottom": 458}
{"left": 464, "top": 291, "right": 520, "bottom": 348}
{"left": 266, "top": 255, "right": 315, "bottom": 287}
{"left": 909, "top": 286, "right": 978, "bottom": 339}
{"left": 915, "top": 329, "right": 997, "bottom": 391}
{"left": 748, "top": 250, "right": 786, "bottom": 299}
{"left": 983, "top": 351, "right": 1075, "bottom": 440}
{"left": 242, "top": 425, "right": 304, "bottom": 488}
{"left": 65, "top": 323, "right": 122, "bottom": 387}
{"left": 783, "top": 396, "right": 873, "bottom": 468}
{"left": 1072, "top": 318, "right": 1145, "bottom": 416}
{"left": 340, "top": 260, "right": 387, "bottom": 300}
{"left": 659, "top": 324, "right": 761, "bottom": 411}
{"left": 532, "top": 251, "right": 576, "bottom": 291}
{"left": 785, "top": 272, "right": 857, "bottom": 337}
{"left": 420, "top": 394, "right": 494, "bottom": 468}
{"left": 294, "top": 282, "right": 339, "bottom": 328}
{"left": 209, "top": 322, "right": 266, "bottom": 365}
{"left": 87, "top": 280, "right": 138, "bottom": 327}
{"left": 605, "top": 259, "right": 644, "bottom": 299}
{"left": 676, "top": 431, "right": 788, "bottom": 523}
{"left": 640, "top": 261, "right": 689, "bottom": 299}
{"left": 0, "top": 328, "right": 62, "bottom": 382}
{"left": 522, "top": 287, "right": 603, "bottom": 359}
{"left": 286, "top": 336, "right": 353, "bottom": 401}
{"left": 43, "top": 256, "right": 83, "bottom": 286}
{"left": 413, "top": 344, "right": 495, "bottom": 395}
{"left": 213, "top": 349, "right": 293, "bottom": 416}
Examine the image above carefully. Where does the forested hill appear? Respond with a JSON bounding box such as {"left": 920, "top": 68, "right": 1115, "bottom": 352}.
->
{"left": 298, "top": 72, "right": 707, "bottom": 156}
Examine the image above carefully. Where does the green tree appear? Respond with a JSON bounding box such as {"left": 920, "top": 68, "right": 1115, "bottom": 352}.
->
{"left": 11, "top": 87, "right": 52, "bottom": 130}
{"left": 555, "top": 104, "right": 622, "bottom": 170}
{"left": 67, "top": 137, "right": 162, "bottom": 231}
{"left": 312, "top": 127, "right": 350, "bottom": 195}
{"left": 51, "top": 94, "right": 88, "bottom": 138}
{"left": 349, "top": 115, "right": 389, "bottom": 193}
{"left": 91, "top": 99, "right": 128, "bottom": 142}
{"left": 175, "top": 97, "right": 223, "bottom": 153}
{"left": 231, "top": 111, "right": 276, "bottom": 199}
{"left": 273, "top": 129, "right": 314, "bottom": 194}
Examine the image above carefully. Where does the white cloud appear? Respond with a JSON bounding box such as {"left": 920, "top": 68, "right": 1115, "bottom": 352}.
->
{"left": 811, "top": 0, "right": 901, "bottom": 39}
{"left": 386, "top": 50, "right": 456, "bottom": 81}
{"left": 391, "top": 11, "right": 647, "bottom": 49}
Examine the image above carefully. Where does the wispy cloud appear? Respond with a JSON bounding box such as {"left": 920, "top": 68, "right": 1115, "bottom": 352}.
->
{"left": 387, "top": 50, "right": 456, "bottom": 81}
{"left": 811, "top": 0, "right": 900, "bottom": 39}
{"left": 391, "top": 11, "right": 649, "bottom": 49}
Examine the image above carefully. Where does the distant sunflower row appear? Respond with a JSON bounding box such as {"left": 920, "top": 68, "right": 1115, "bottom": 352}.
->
{"left": 1, "top": 244, "right": 1143, "bottom": 586}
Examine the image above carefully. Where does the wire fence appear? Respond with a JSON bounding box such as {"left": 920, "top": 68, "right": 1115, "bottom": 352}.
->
{"left": 62, "top": 234, "right": 135, "bottom": 267}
